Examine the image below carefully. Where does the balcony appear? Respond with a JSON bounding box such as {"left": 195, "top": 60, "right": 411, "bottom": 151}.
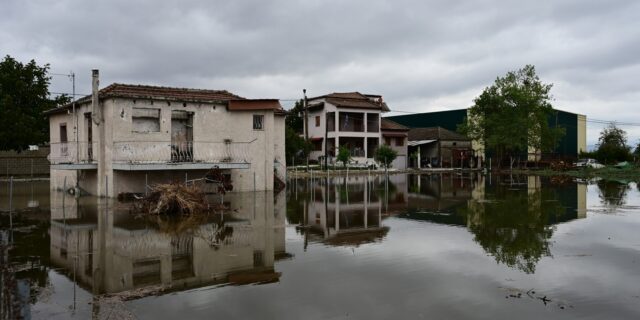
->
{"left": 49, "top": 140, "right": 254, "bottom": 171}
{"left": 48, "top": 142, "right": 98, "bottom": 169}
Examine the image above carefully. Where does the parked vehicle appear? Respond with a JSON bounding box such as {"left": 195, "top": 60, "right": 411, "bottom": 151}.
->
{"left": 574, "top": 158, "right": 604, "bottom": 169}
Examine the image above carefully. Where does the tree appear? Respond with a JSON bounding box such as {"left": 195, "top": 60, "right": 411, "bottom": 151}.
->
{"left": 374, "top": 145, "right": 398, "bottom": 171}
{"left": 0, "top": 55, "right": 69, "bottom": 151}
{"left": 595, "top": 124, "right": 631, "bottom": 164}
{"left": 459, "top": 65, "right": 565, "bottom": 168}
{"left": 285, "top": 126, "right": 311, "bottom": 166}
{"left": 336, "top": 145, "right": 351, "bottom": 168}
{"left": 285, "top": 99, "right": 304, "bottom": 133}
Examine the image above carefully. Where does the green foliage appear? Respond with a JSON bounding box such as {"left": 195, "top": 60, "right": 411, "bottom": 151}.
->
{"left": 285, "top": 126, "right": 311, "bottom": 165}
{"left": 595, "top": 124, "right": 631, "bottom": 164}
{"left": 285, "top": 99, "right": 304, "bottom": 133}
{"left": 374, "top": 145, "right": 398, "bottom": 169}
{"left": 459, "top": 65, "right": 565, "bottom": 167}
{"left": 0, "top": 55, "right": 70, "bottom": 151}
{"left": 336, "top": 145, "right": 351, "bottom": 168}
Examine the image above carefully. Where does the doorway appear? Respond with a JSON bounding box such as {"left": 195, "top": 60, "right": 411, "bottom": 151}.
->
{"left": 171, "top": 111, "right": 193, "bottom": 162}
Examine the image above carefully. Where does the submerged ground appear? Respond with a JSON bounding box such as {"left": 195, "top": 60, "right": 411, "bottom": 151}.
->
{"left": 1, "top": 173, "right": 639, "bottom": 319}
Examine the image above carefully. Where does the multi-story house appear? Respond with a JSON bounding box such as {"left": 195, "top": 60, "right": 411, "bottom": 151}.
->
{"left": 45, "top": 70, "right": 285, "bottom": 197}
{"left": 303, "top": 92, "right": 407, "bottom": 169}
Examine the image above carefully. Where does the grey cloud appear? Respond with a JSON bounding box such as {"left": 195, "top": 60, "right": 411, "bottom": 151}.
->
{"left": 2, "top": 0, "right": 639, "bottom": 145}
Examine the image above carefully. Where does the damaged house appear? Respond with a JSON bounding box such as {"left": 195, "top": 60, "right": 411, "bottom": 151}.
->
{"left": 45, "top": 70, "right": 285, "bottom": 197}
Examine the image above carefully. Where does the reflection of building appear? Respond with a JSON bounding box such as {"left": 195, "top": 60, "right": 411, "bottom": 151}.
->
{"left": 302, "top": 176, "right": 390, "bottom": 246}
{"left": 49, "top": 191, "right": 287, "bottom": 296}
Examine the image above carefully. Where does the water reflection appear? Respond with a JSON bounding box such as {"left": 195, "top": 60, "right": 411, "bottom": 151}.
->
{"left": 597, "top": 180, "right": 630, "bottom": 209}
{"left": 47, "top": 190, "right": 287, "bottom": 297}
{"left": 288, "top": 173, "right": 588, "bottom": 273}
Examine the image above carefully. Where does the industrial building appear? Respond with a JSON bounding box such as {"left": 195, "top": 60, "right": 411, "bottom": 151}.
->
{"left": 387, "top": 108, "right": 587, "bottom": 161}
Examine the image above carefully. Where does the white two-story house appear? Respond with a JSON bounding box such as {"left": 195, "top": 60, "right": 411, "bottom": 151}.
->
{"left": 303, "top": 92, "right": 407, "bottom": 169}
{"left": 45, "top": 70, "right": 285, "bottom": 197}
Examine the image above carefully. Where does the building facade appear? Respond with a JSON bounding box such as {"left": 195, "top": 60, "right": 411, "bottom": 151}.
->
{"left": 387, "top": 108, "right": 587, "bottom": 160}
{"left": 407, "top": 127, "right": 474, "bottom": 168}
{"left": 303, "top": 92, "right": 408, "bottom": 169}
{"left": 45, "top": 70, "right": 286, "bottom": 197}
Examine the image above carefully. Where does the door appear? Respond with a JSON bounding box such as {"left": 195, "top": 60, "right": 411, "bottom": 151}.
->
{"left": 85, "top": 113, "right": 92, "bottom": 161}
{"left": 171, "top": 111, "right": 193, "bottom": 162}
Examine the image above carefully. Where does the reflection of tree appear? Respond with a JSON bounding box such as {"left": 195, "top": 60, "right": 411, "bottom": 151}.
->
{"left": 597, "top": 180, "right": 629, "bottom": 208}
{"left": 463, "top": 188, "right": 564, "bottom": 274}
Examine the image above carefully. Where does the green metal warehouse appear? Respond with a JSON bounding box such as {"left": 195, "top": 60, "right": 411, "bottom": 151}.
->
{"left": 386, "top": 108, "right": 586, "bottom": 160}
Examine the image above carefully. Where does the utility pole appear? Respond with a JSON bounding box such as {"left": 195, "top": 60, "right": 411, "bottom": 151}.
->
{"left": 324, "top": 110, "right": 328, "bottom": 171}
{"left": 303, "top": 89, "right": 309, "bottom": 171}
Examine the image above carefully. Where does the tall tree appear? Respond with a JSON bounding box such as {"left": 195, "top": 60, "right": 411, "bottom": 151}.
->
{"left": 459, "top": 65, "right": 565, "bottom": 168}
{"left": 595, "top": 124, "right": 631, "bottom": 164}
{"left": 0, "top": 55, "right": 69, "bottom": 151}
{"left": 285, "top": 99, "right": 304, "bottom": 133}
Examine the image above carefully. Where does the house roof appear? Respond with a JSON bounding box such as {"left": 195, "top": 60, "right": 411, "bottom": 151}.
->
{"left": 45, "top": 83, "right": 281, "bottom": 115}
{"left": 408, "top": 127, "right": 470, "bottom": 141}
{"left": 227, "top": 99, "right": 283, "bottom": 111}
{"left": 308, "top": 92, "right": 390, "bottom": 111}
{"left": 381, "top": 118, "right": 409, "bottom": 131}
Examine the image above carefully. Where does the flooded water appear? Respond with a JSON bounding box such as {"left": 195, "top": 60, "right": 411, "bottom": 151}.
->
{"left": 1, "top": 173, "right": 640, "bottom": 319}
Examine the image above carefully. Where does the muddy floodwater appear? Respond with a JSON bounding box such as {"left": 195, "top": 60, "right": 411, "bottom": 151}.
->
{"left": 1, "top": 173, "right": 640, "bottom": 319}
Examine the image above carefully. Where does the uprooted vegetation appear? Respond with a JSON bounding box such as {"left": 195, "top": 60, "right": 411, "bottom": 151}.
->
{"left": 140, "top": 182, "right": 209, "bottom": 216}
{"left": 135, "top": 167, "right": 233, "bottom": 217}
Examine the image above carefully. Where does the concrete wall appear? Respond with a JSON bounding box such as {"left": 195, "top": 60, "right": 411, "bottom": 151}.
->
{"left": 577, "top": 114, "right": 587, "bottom": 154}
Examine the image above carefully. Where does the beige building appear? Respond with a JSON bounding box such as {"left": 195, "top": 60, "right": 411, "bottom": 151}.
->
{"left": 303, "top": 92, "right": 408, "bottom": 169}
{"left": 45, "top": 70, "right": 285, "bottom": 197}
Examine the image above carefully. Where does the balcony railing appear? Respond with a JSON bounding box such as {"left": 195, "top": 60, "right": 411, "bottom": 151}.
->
{"left": 48, "top": 142, "right": 97, "bottom": 164}
{"left": 49, "top": 140, "right": 255, "bottom": 165}
{"left": 112, "top": 141, "right": 253, "bottom": 164}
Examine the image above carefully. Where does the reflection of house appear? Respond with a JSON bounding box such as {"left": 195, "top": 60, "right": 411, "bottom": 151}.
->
{"left": 407, "top": 127, "right": 473, "bottom": 168}
{"left": 302, "top": 176, "right": 389, "bottom": 246}
{"left": 45, "top": 70, "right": 285, "bottom": 197}
{"left": 49, "top": 191, "right": 287, "bottom": 296}
{"left": 303, "top": 92, "right": 407, "bottom": 169}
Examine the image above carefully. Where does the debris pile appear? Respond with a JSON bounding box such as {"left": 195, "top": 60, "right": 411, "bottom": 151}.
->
{"left": 140, "top": 182, "right": 208, "bottom": 216}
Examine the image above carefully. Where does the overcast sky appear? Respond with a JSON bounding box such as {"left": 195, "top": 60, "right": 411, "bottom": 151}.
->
{"left": 2, "top": 0, "right": 639, "bottom": 147}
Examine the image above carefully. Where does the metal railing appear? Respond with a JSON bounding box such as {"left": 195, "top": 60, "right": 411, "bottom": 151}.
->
{"left": 49, "top": 140, "right": 255, "bottom": 165}
{"left": 48, "top": 141, "right": 97, "bottom": 164}
{"left": 112, "top": 140, "right": 254, "bottom": 164}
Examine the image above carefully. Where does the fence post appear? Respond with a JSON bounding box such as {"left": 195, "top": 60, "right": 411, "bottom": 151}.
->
{"left": 8, "top": 176, "right": 13, "bottom": 231}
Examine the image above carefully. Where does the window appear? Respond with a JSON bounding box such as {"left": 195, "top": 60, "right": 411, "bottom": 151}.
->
{"left": 59, "top": 123, "right": 68, "bottom": 143}
{"left": 253, "top": 115, "right": 264, "bottom": 130}
{"left": 313, "top": 138, "right": 323, "bottom": 151}
{"left": 395, "top": 137, "right": 404, "bottom": 146}
{"left": 132, "top": 108, "right": 161, "bottom": 133}
{"left": 315, "top": 116, "right": 320, "bottom": 127}
{"left": 59, "top": 123, "right": 68, "bottom": 156}
{"left": 385, "top": 137, "right": 391, "bottom": 145}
